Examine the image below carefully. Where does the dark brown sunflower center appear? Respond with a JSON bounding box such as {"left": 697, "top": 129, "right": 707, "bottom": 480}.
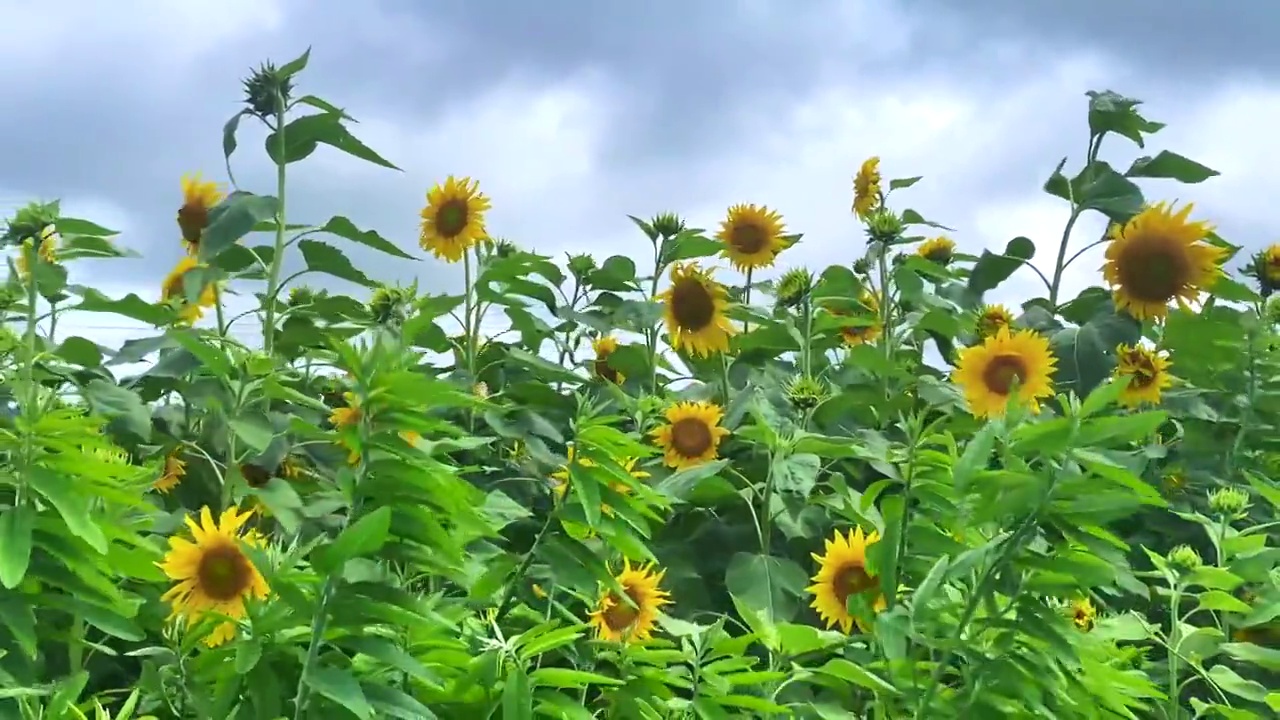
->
{"left": 1117, "top": 241, "right": 1190, "bottom": 302}
{"left": 162, "top": 273, "right": 188, "bottom": 303}
{"left": 435, "top": 199, "right": 469, "bottom": 238}
{"left": 196, "top": 542, "right": 253, "bottom": 602}
{"left": 728, "top": 221, "right": 769, "bottom": 255}
{"left": 1121, "top": 353, "right": 1158, "bottom": 388}
{"left": 670, "top": 279, "right": 716, "bottom": 331}
{"left": 602, "top": 586, "right": 642, "bottom": 631}
{"left": 240, "top": 463, "right": 271, "bottom": 488}
{"left": 833, "top": 562, "right": 877, "bottom": 606}
{"left": 177, "top": 203, "right": 210, "bottom": 244}
{"left": 1266, "top": 258, "right": 1280, "bottom": 282}
{"left": 670, "top": 418, "right": 713, "bottom": 458}
{"left": 982, "top": 354, "right": 1027, "bottom": 395}
{"left": 925, "top": 246, "right": 952, "bottom": 263}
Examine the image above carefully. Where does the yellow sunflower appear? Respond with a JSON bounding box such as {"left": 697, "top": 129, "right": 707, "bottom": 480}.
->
{"left": 917, "top": 236, "right": 956, "bottom": 266}
{"left": 1114, "top": 343, "right": 1172, "bottom": 408}
{"left": 160, "top": 256, "right": 217, "bottom": 325}
{"left": 14, "top": 226, "right": 58, "bottom": 279}
{"left": 976, "top": 304, "right": 1015, "bottom": 339}
{"left": 1161, "top": 472, "right": 1188, "bottom": 496}
{"left": 716, "top": 203, "right": 787, "bottom": 272}
{"left": 952, "top": 327, "right": 1056, "bottom": 419}
{"left": 154, "top": 452, "right": 186, "bottom": 494}
{"left": 659, "top": 262, "right": 736, "bottom": 357}
{"left": 418, "top": 175, "right": 491, "bottom": 263}
{"left": 550, "top": 445, "right": 649, "bottom": 515}
{"left": 852, "top": 156, "right": 882, "bottom": 218}
{"left": 1261, "top": 244, "right": 1280, "bottom": 285}
{"left": 808, "top": 527, "right": 887, "bottom": 634}
{"left": 592, "top": 335, "right": 625, "bottom": 384}
{"left": 1069, "top": 597, "right": 1097, "bottom": 632}
{"left": 1102, "top": 202, "right": 1225, "bottom": 321}
{"left": 587, "top": 559, "right": 672, "bottom": 643}
{"left": 836, "top": 291, "right": 883, "bottom": 347}
{"left": 329, "top": 392, "right": 361, "bottom": 428}
{"left": 177, "top": 173, "right": 225, "bottom": 255}
{"left": 157, "top": 505, "right": 270, "bottom": 647}
{"left": 650, "top": 401, "right": 730, "bottom": 470}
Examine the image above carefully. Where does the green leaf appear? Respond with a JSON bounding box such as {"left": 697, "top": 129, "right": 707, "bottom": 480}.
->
{"left": 299, "top": 239, "right": 375, "bottom": 288}
{"left": 28, "top": 467, "right": 107, "bottom": 553}
{"left": 199, "top": 192, "right": 278, "bottom": 260}
{"left": 278, "top": 46, "right": 311, "bottom": 78}
{"left": 953, "top": 422, "right": 997, "bottom": 494}
{"left": 888, "top": 176, "right": 922, "bottom": 190}
{"left": 0, "top": 506, "right": 35, "bottom": 589}
{"left": 222, "top": 110, "right": 250, "bottom": 165}
{"left": 315, "top": 506, "right": 393, "bottom": 573}
{"left": 1198, "top": 590, "right": 1253, "bottom": 614}
{"left": 1222, "top": 642, "right": 1280, "bottom": 671}
{"left": 1050, "top": 303, "right": 1141, "bottom": 398}
{"left": 230, "top": 417, "right": 276, "bottom": 454}
{"left": 320, "top": 216, "right": 415, "bottom": 259}
{"left": 1085, "top": 90, "right": 1165, "bottom": 147}
{"left": 724, "top": 552, "right": 809, "bottom": 624}
{"left": 72, "top": 287, "right": 171, "bottom": 326}
{"left": 55, "top": 217, "right": 118, "bottom": 237}
{"left": 660, "top": 231, "right": 720, "bottom": 265}
{"left": 303, "top": 665, "right": 374, "bottom": 719}
{"left": 1206, "top": 664, "right": 1268, "bottom": 703}
{"left": 54, "top": 336, "right": 104, "bottom": 367}
{"left": 817, "top": 658, "right": 897, "bottom": 695}
{"left": 502, "top": 665, "right": 533, "bottom": 720}
{"left": 967, "top": 236, "right": 1035, "bottom": 296}
{"left": 266, "top": 112, "right": 400, "bottom": 170}
{"left": 1125, "top": 150, "right": 1218, "bottom": 184}
{"left": 529, "top": 667, "right": 624, "bottom": 689}
{"left": 588, "top": 255, "right": 638, "bottom": 291}
{"left": 1069, "top": 161, "right": 1145, "bottom": 221}
{"left": 83, "top": 379, "right": 151, "bottom": 441}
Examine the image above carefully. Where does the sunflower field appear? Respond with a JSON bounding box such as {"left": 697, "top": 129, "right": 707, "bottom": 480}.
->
{"left": 2, "top": 50, "right": 1279, "bottom": 720}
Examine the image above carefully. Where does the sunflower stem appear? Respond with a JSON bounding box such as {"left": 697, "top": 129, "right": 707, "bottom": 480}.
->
{"left": 494, "top": 505, "right": 559, "bottom": 622}
{"left": 1047, "top": 208, "right": 1083, "bottom": 309}
{"left": 742, "top": 268, "right": 753, "bottom": 334}
{"left": 262, "top": 92, "right": 289, "bottom": 357}
{"left": 875, "top": 243, "right": 894, "bottom": 403}
{"left": 463, "top": 248, "right": 478, "bottom": 431}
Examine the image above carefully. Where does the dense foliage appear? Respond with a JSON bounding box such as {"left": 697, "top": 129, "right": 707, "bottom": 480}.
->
{"left": 1, "top": 49, "right": 1277, "bottom": 720}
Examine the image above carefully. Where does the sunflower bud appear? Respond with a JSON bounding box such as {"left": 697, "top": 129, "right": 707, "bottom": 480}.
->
{"left": 1207, "top": 487, "right": 1250, "bottom": 517}
{"left": 650, "top": 212, "right": 685, "bottom": 240}
{"left": 0, "top": 284, "right": 20, "bottom": 312}
{"left": 488, "top": 238, "right": 517, "bottom": 259}
{"left": 1, "top": 201, "right": 59, "bottom": 249}
{"left": 242, "top": 61, "right": 294, "bottom": 118}
{"left": 1167, "top": 544, "right": 1202, "bottom": 572}
{"left": 852, "top": 258, "right": 872, "bottom": 277}
{"left": 1250, "top": 244, "right": 1280, "bottom": 297}
{"left": 775, "top": 268, "right": 813, "bottom": 309}
{"left": 474, "top": 381, "right": 490, "bottom": 399}
{"left": 917, "top": 236, "right": 956, "bottom": 266}
{"left": 288, "top": 285, "right": 318, "bottom": 307}
{"left": 567, "top": 253, "right": 596, "bottom": 280}
{"left": 0, "top": 326, "right": 19, "bottom": 356}
{"left": 786, "top": 375, "right": 829, "bottom": 411}
{"left": 368, "top": 285, "right": 410, "bottom": 325}
{"left": 865, "top": 209, "right": 904, "bottom": 245}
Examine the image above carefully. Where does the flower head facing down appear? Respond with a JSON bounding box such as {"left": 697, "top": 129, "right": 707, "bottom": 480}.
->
{"left": 160, "top": 256, "right": 218, "bottom": 325}
{"left": 852, "top": 157, "right": 882, "bottom": 218}
{"left": 177, "top": 173, "right": 225, "bottom": 254}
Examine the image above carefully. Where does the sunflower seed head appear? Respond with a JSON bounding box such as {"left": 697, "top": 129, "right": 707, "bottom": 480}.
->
{"left": 242, "top": 61, "right": 294, "bottom": 118}
{"left": 786, "top": 374, "right": 829, "bottom": 411}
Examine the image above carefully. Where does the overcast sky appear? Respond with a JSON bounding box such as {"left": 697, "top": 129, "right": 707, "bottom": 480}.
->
{"left": 2, "top": 0, "right": 1275, "bottom": 359}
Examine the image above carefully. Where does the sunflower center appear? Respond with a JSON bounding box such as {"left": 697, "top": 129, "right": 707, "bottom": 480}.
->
{"left": 832, "top": 562, "right": 877, "bottom": 606}
{"left": 196, "top": 541, "right": 253, "bottom": 602}
{"left": 1117, "top": 241, "right": 1190, "bottom": 302}
{"left": 602, "top": 586, "right": 642, "bottom": 632}
{"left": 594, "top": 358, "right": 621, "bottom": 383}
{"left": 728, "top": 221, "right": 769, "bottom": 255}
{"left": 982, "top": 354, "right": 1027, "bottom": 395}
{"left": 240, "top": 463, "right": 271, "bottom": 488}
{"left": 670, "top": 418, "right": 713, "bottom": 458}
{"left": 162, "top": 272, "right": 188, "bottom": 303}
{"left": 177, "top": 203, "right": 210, "bottom": 244}
{"left": 1122, "top": 355, "right": 1158, "bottom": 389}
{"left": 670, "top": 279, "right": 716, "bottom": 331}
{"left": 435, "top": 199, "right": 469, "bottom": 238}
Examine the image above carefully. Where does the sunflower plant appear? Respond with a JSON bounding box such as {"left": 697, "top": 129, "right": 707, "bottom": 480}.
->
{"left": 1, "top": 51, "right": 1279, "bottom": 720}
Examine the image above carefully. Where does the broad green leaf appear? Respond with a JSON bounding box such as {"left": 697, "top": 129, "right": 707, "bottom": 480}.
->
{"left": 1125, "top": 150, "right": 1218, "bottom": 183}
{"left": 72, "top": 288, "right": 171, "bottom": 326}
{"left": 816, "top": 658, "right": 897, "bottom": 694}
{"left": 967, "top": 237, "right": 1035, "bottom": 296}
{"left": 1085, "top": 90, "right": 1164, "bottom": 147}
{"left": 266, "top": 112, "right": 400, "bottom": 170}
{"left": 299, "top": 239, "right": 375, "bottom": 288}
{"left": 54, "top": 336, "right": 103, "bottom": 367}
{"left": 0, "top": 505, "right": 35, "bottom": 589}
{"left": 230, "top": 416, "right": 276, "bottom": 453}
{"left": 320, "top": 216, "right": 415, "bottom": 259}
{"left": 83, "top": 380, "right": 151, "bottom": 441}
{"left": 315, "top": 506, "right": 393, "bottom": 573}
{"left": 199, "top": 191, "right": 278, "bottom": 260}
{"left": 724, "top": 552, "right": 809, "bottom": 624}
{"left": 529, "top": 667, "right": 624, "bottom": 689}
{"left": 502, "top": 665, "right": 533, "bottom": 720}
{"left": 28, "top": 468, "right": 108, "bottom": 553}
{"left": 303, "top": 665, "right": 375, "bottom": 719}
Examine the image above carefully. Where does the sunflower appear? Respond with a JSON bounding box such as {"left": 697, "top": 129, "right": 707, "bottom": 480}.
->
{"left": 808, "top": 527, "right": 887, "bottom": 634}
{"left": 952, "top": 327, "right": 1056, "bottom": 419}
{"left": 1069, "top": 597, "right": 1097, "bottom": 632}
{"left": 650, "top": 401, "right": 730, "bottom": 470}
{"left": 160, "top": 256, "right": 217, "bottom": 325}
{"left": 1260, "top": 244, "right": 1280, "bottom": 286}
{"left": 418, "top": 175, "right": 491, "bottom": 263}
{"left": 551, "top": 445, "right": 649, "bottom": 515}
{"left": 1114, "top": 343, "right": 1172, "bottom": 408}
{"left": 837, "top": 291, "right": 883, "bottom": 347}
{"left": 917, "top": 236, "right": 956, "bottom": 266}
{"left": 1102, "top": 202, "right": 1225, "bottom": 321}
{"left": 1161, "top": 472, "right": 1188, "bottom": 496}
{"left": 329, "top": 392, "right": 361, "bottom": 428}
{"left": 177, "top": 173, "right": 225, "bottom": 255}
{"left": 157, "top": 506, "right": 270, "bottom": 647}
{"left": 976, "top": 304, "right": 1015, "bottom": 339}
{"left": 716, "top": 203, "right": 787, "bottom": 271}
{"left": 592, "top": 335, "right": 625, "bottom": 384}
{"left": 659, "top": 262, "right": 736, "bottom": 357}
{"left": 154, "top": 452, "right": 186, "bottom": 494}
{"left": 14, "top": 225, "right": 59, "bottom": 279}
{"left": 587, "top": 559, "right": 672, "bottom": 643}
{"left": 852, "top": 156, "right": 882, "bottom": 218}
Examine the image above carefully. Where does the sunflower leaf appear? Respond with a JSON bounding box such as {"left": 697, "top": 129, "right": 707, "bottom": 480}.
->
{"left": 1125, "top": 150, "right": 1218, "bottom": 184}
{"left": 199, "top": 191, "right": 278, "bottom": 261}
{"left": 314, "top": 506, "right": 393, "bottom": 574}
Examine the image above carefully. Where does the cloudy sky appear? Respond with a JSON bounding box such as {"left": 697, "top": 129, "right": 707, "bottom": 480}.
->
{"left": 3, "top": 0, "right": 1276, "bottom": 360}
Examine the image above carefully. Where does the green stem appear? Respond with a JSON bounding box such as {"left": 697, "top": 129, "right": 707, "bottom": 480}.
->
{"left": 262, "top": 96, "right": 289, "bottom": 356}
{"left": 743, "top": 268, "right": 753, "bottom": 334}
{"left": 647, "top": 245, "right": 663, "bottom": 395}
{"left": 800, "top": 296, "right": 814, "bottom": 378}
{"left": 463, "top": 249, "right": 478, "bottom": 430}
{"left": 875, "top": 246, "right": 893, "bottom": 402}
{"left": 493, "top": 508, "right": 558, "bottom": 622}
{"left": 759, "top": 453, "right": 775, "bottom": 558}
{"left": 1167, "top": 588, "right": 1183, "bottom": 720}
{"left": 17, "top": 269, "right": 39, "bottom": 507}
{"left": 1047, "top": 209, "right": 1082, "bottom": 308}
